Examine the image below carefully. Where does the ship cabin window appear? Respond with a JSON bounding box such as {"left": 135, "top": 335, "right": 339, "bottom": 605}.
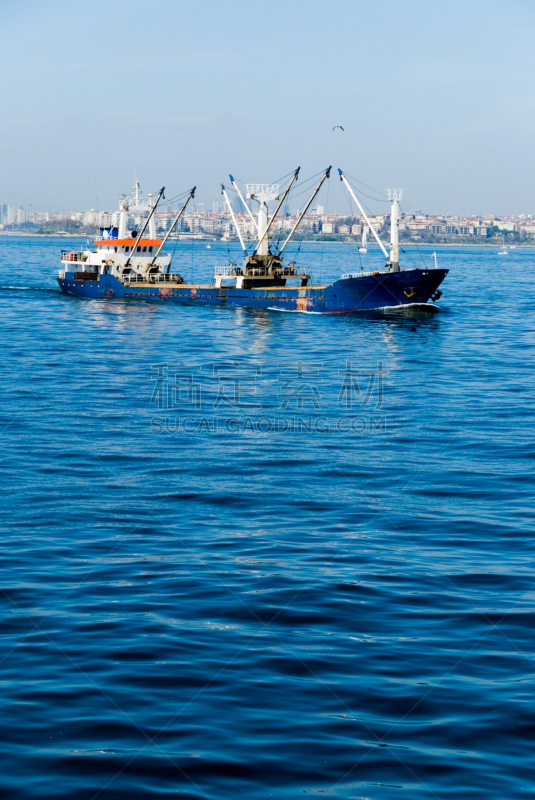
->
{"left": 114, "top": 247, "right": 117, "bottom": 253}
{"left": 143, "top": 246, "right": 147, "bottom": 252}
{"left": 137, "top": 247, "right": 141, "bottom": 252}
{"left": 125, "top": 247, "right": 130, "bottom": 253}
{"left": 149, "top": 246, "right": 153, "bottom": 252}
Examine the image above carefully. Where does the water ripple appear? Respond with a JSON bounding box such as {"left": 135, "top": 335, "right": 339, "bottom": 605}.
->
{"left": 0, "top": 237, "right": 533, "bottom": 798}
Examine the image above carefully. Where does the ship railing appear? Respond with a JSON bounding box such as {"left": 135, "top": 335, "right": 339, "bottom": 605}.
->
{"left": 341, "top": 271, "right": 383, "bottom": 279}
{"left": 244, "top": 266, "right": 309, "bottom": 277}
{"left": 122, "top": 273, "right": 185, "bottom": 285}
{"left": 61, "top": 251, "right": 86, "bottom": 262}
{"left": 215, "top": 264, "right": 309, "bottom": 279}
{"left": 281, "top": 267, "right": 309, "bottom": 277}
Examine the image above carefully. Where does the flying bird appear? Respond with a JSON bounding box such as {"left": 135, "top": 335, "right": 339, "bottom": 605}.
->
{"left": 332, "top": 125, "right": 345, "bottom": 131}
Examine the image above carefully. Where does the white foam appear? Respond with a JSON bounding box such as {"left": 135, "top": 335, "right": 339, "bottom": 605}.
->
{"left": 269, "top": 302, "right": 439, "bottom": 314}
{"left": 373, "top": 302, "right": 439, "bottom": 311}
{"left": 0, "top": 285, "right": 57, "bottom": 292}
{"left": 267, "top": 307, "right": 324, "bottom": 314}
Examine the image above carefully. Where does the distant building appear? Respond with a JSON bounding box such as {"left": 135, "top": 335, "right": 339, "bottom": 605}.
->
{"left": 98, "top": 212, "right": 113, "bottom": 228}
{"left": 83, "top": 210, "right": 97, "bottom": 226}
{"left": 368, "top": 218, "right": 384, "bottom": 230}
{"left": 202, "top": 218, "right": 216, "bottom": 233}
{"left": 408, "top": 223, "right": 428, "bottom": 231}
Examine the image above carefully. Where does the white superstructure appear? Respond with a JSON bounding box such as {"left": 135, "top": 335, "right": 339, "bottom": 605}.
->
{"left": 59, "top": 182, "right": 195, "bottom": 285}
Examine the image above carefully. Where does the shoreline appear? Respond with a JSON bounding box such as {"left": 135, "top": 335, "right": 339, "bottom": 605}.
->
{"left": 0, "top": 232, "right": 532, "bottom": 249}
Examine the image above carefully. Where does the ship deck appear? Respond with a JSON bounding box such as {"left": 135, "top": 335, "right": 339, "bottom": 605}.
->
{"left": 121, "top": 282, "right": 330, "bottom": 291}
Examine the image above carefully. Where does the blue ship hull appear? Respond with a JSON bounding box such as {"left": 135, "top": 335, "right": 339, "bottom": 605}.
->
{"left": 57, "top": 268, "right": 448, "bottom": 313}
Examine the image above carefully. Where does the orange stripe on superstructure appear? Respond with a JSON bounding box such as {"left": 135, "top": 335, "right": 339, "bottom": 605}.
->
{"left": 93, "top": 239, "right": 162, "bottom": 246}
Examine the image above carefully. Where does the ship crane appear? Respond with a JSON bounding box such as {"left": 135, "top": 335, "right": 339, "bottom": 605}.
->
{"left": 338, "top": 169, "right": 406, "bottom": 272}
{"left": 124, "top": 187, "right": 165, "bottom": 268}
{"left": 218, "top": 167, "right": 330, "bottom": 289}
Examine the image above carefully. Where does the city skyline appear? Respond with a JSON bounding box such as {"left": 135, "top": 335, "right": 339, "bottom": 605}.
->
{"left": 3, "top": 199, "right": 533, "bottom": 243}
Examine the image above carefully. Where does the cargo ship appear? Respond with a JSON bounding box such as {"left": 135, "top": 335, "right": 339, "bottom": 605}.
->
{"left": 57, "top": 169, "right": 447, "bottom": 313}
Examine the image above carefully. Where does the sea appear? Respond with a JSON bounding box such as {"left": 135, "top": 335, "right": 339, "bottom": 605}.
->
{"left": 0, "top": 236, "right": 534, "bottom": 799}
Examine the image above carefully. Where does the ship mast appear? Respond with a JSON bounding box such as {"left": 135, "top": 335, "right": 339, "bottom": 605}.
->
{"left": 386, "top": 189, "right": 403, "bottom": 272}
{"left": 246, "top": 184, "right": 280, "bottom": 255}
{"left": 252, "top": 167, "right": 300, "bottom": 256}
{"left": 124, "top": 187, "right": 164, "bottom": 267}
{"left": 118, "top": 195, "right": 128, "bottom": 239}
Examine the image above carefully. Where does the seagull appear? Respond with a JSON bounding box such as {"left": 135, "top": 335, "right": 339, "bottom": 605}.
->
{"left": 333, "top": 125, "right": 345, "bottom": 131}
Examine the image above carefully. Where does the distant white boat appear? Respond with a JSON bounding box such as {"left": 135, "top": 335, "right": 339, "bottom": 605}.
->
{"left": 206, "top": 244, "right": 212, "bottom": 248}
{"left": 498, "top": 250, "right": 509, "bottom": 255}
{"left": 359, "top": 225, "right": 368, "bottom": 253}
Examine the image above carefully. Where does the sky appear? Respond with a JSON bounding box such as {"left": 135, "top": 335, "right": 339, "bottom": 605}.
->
{"left": 1, "top": 0, "right": 535, "bottom": 216}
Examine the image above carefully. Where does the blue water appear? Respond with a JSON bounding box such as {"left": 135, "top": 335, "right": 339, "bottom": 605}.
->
{"left": 0, "top": 236, "right": 534, "bottom": 799}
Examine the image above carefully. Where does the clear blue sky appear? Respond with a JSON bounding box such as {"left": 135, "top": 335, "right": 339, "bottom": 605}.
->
{"left": 1, "top": 0, "right": 534, "bottom": 215}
